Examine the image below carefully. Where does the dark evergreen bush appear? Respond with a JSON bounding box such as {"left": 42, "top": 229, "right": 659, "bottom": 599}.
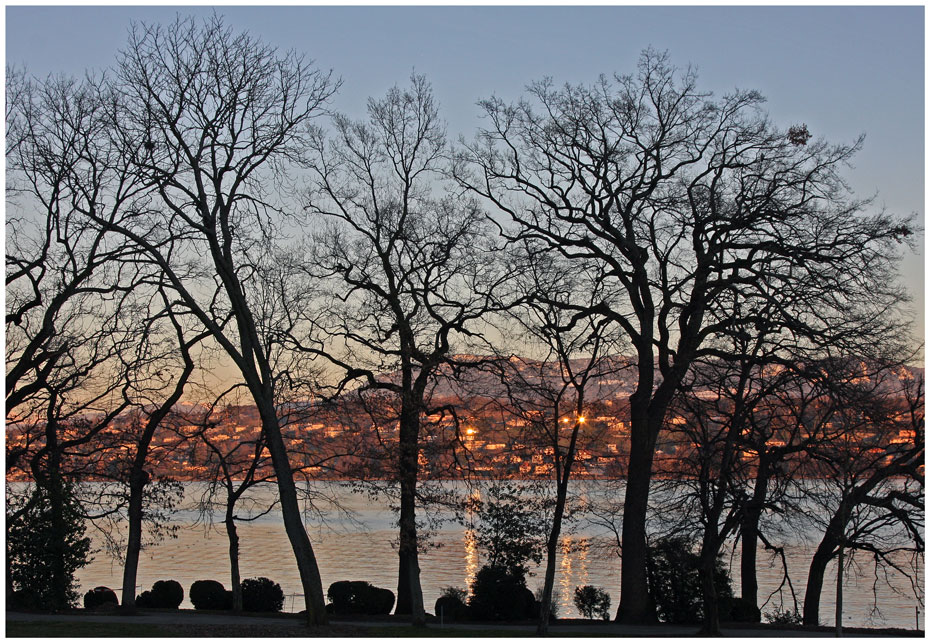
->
{"left": 7, "top": 483, "right": 91, "bottom": 611}
{"left": 83, "top": 586, "right": 118, "bottom": 610}
{"left": 326, "top": 580, "right": 394, "bottom": 615}
{"left": 645, "top": 535, "right": 733, "bottom": 624}
{"left": 467, "top": 564, "right": 534, "bottom": 621}
{"left": 8, "top": 588, "right": 41, "bottom": 611}
{"left": 728, "top": 597, "right": 761, "bottom": 623}
{"left": 190, "top": 580, "right": 231, "bottom": 610}
{"left": 241, "top": 577, "right": 284, "bottom": 613}
{"left": 150, "top": 580, "right": 183, "bottom": 609}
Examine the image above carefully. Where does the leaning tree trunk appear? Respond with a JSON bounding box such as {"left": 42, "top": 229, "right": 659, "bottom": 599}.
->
{"left": 121, "top": 350, "right": 193, "bottom": 612}
{"left": 256, "top": 400, "right": 328, "bottom": 625}
{"left": 537, "top": 477, "right": 570, "bottom": 635}
{"left": 395, "top": 403, "right": 426, "bottom": 626}
{"left": 225, "top": 508, "right": 243, "bottom": 612}
{"left": 802, "top": 535, "right": 837, "bottom": 626}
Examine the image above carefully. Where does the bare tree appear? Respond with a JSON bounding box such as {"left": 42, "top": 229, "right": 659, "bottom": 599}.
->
{"left": 301, "top": 75, "right": 506, "bottom": 624}
{"left": 116, "top": 292, "right": 208, "bottom": 610}
{"left": 179, "top": 389, "right": 277, "bottom": 613}
{"left": 90, "top": 16, "right": 339, "bottom": 624}
{"left": 456, "top": 49, "right": 913, "bottom": 623}
{"left": 801, "top": 366, "right": 924, "bottom": 626}
{"left": 5, "top": 69, "right": 177, "bottom": 608}
{"left": 476, "top": 250, "right": 625, "bottom": 634}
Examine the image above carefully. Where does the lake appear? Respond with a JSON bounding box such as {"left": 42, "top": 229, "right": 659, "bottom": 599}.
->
{"left": 71, "top": 480, "right": 922, "bottom": 630}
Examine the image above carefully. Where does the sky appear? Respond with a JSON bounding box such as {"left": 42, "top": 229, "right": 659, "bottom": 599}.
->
{"left": 5, "top": 4, "right": 925, "bottom": 340}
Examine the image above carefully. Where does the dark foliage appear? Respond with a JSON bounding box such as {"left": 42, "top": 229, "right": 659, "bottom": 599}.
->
{"left": 573, "top": 585, "right": 611, "bottom": 620}
{"left": 645, "top": 536, "right": 733, "bottom": 624}
{"left": 728, "top": 597, "right": 762, "bottom": 623}
{"left": 189, "top": 580, "right": 232, "bottom": 610}
{"left": 83, "top": 586, "right": 118, "bottom": 610}
{"left": 7, "top": 483, "right": 91, "bottom": 611}
{"left": 467, "top": 564, "right": 537, "bottom": 621}
{"left": 468, "top": 483, "right": 546, "bottom": 579}
{"left": 241, "top": 577, "right": 285, "bottom": 613}
{"left": 149, "top": 580, "right": 183, "bottom": 609}
{"left": 326, "top": 580, "right": 395, "bottom": 615}
{"left": 135, "top": 590, "right": 155, "bottom": 608}
{"left": 435, "top": 595, "right": 469, "bottom": 622}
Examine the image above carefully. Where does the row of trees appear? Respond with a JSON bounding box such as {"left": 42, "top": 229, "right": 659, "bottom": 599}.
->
{"left": 6, "top": 15, "right": 922, "bottom": 634}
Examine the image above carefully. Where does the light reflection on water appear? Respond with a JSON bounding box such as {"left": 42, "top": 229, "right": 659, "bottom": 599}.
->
{"left": 70, "top": 482, "right": 921, "bottom": 629}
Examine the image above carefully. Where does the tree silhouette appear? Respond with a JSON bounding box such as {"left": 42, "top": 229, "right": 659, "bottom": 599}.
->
{"left": 302, "top": 75, "right": 507, "bottom": 624}
{"left": 95, "top": 16, "right": 339, "bottom": 624}
{"left": 457, "top": 49, "right": 913, "bottom": 623}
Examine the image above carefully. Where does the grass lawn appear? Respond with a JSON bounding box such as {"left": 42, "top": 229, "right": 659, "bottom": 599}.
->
{"left": 7, "top": 621, "right": 174, "bottom": 637}
{"left": 6, "top": 619, "right": 618, "bottom": 638}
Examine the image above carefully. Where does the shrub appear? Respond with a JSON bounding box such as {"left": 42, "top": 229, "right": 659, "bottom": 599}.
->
{"left": 764, "top": 607, "right": 803, "bottom": 625}
{"left": 150, "top": 580, "right": 183, "bottom": 609}
{"left": 440, "top": 586, "right": 468, "bottom": 603}
{"left": 241, "top": 577, "right": 284, "bottom": 613}
{"left": 190, "top": 580, "right": 231, "bottom": 610}
{"left": 435, "top": 586, "right": 469, "bottom": 622}
{"left": 645, "top": 535, "right": 733, "bottom": 624}
{"left": 467, "top": 564, "right": 535, "bottom": 621}
{"left": 573, "top": 585, "right": 610, "bottom": 620}
{"left": 83, "top": 586, "right": 118, "bottom": 610}
{"left": 729, "top": 597, "right": 761, "bottom": 623}
{"left": 326, "top": 580, "right": 394, "bottom": 615}
{"left": 371, "top": 586, "right": 395, "bottom": 615}
{"left": 135, "top": 590, "right": 155, "bottom": 608}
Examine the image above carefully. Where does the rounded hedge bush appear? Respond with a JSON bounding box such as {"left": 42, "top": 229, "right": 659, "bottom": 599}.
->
{"left": 241, "top": 577, "right": 284, "bottom": 613}
{"left": 84, "top": 586, "right": 118, "bottom": 610}
{"left": 190, "top": 579, "right": 231, "bottom": 610}
{"left": 435, "top": 594, "right": 468, "bottom": 622}
{"left": 151, "top": 579, "right": 183, "bottom": 609}
{"left": 135, "top": 590, "right": 155, "bottom": 608}
{"left": 326, "top": 580, "right": 395, "bottom": 615}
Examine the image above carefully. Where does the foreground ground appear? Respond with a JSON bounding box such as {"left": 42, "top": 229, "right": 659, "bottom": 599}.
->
{"left": 6, "top": 609, "right": 923, "bottom": 638}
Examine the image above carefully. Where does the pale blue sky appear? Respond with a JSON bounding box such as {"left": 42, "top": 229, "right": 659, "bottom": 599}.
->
{"left": 6, "top": 5, "right": 925, "bottom": 337}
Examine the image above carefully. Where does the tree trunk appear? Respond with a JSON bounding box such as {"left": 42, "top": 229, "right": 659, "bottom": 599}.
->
{"left": 616, "top": 406, "right": 659, "bottom": 624}
{"left": 257, "top": 401, "right": 328, "bottom": 625}
{"left": 120, "top": 467, "right": 147, "bottom": 610}
{"left": 537, "top": 485, "right": 568, "bottom": 635}
{"left": 739, "top": 470, "right": 769, "bottom": 611}
{"left": 802, "top": 538, "right": 835, "bottom": 626}
{"left": 699, "top": 535, "right": 721, "bottom": 636}
{"left": 835, "top": 544, "right": 843, "bottom": 636}
{"left": 395, "top": 404, "right": 425, "bottom": 626}
{"left": 43, "top": 421, "right": 69, "bottom": 612}
{"left": 226, "top": 510, "right": 243, "bottom": 612}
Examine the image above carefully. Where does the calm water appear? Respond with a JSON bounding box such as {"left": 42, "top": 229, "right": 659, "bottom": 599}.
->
{"left": 70, "top": 481, "right": 922, "bottom": 629}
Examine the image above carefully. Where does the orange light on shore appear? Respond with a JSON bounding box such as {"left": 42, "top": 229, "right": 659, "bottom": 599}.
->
{"left": 578, "top": 416, "right": 586, "bottom": 424}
